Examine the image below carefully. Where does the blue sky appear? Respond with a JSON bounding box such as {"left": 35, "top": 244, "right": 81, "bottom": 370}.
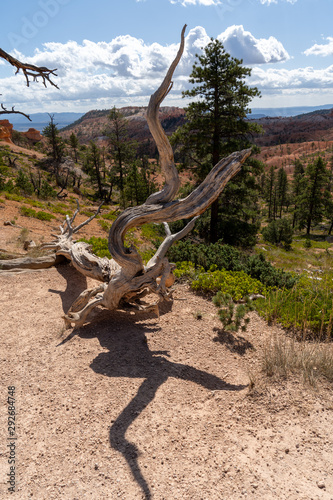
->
{"left": 0, "top": 0, "right": 332, "bottom": 114}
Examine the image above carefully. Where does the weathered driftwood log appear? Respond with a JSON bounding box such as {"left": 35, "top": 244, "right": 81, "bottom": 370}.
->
{"left": 0, "top": 253, "right": 65, "bottom": 270}
{"left": 1, "top": 25, "right": 251, "bottom": 327}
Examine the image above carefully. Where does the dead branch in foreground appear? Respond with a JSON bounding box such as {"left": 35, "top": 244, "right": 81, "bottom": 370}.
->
{"left": 0, "top": 26, "right": 251, "bottom": 328}
{"left": 0, "top": 47, "right": 58, "bottom": 120}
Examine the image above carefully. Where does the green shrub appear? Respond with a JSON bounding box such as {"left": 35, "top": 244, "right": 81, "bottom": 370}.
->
{"left": 36, "top": 211, "right": 56, "bottom": 221}
{"left": 213, "top": 292, "right": 255, "bottom": 332}
{"left": 20, "top": 206, "right": 55, "bottom": 221}
{"left": 98, "top": 219, "right": 111, "bottom": 232}
{"left": 78, "top": 236, "right": 111, "bottom": 258}
{"left": 262, "top": 219, "right": 293, "bottom": 248}
{"left": 245, "top": 253, "right": 297, "bottom": 289}
{"left": 47, "top": 204, "right": 71, "bottom": 216}
{"left": 255, "top": 274, "right": 333, "bottom": 339}
{"left": 2, "top": 180, "right": 16, "bottom": 194}
{"left": 24, "top": 199, "right": 45, "bottom": 208}
{"left": 15, "top": 170, "right": 34, "bottom": 195}
{"left": 168, "top": 240, "right": 244, "bottom": 271}
{"left": 168, "top": 241, "right": 297, "bottom": 289}
{"left": 191, "top": 269, "right": 267, "bottom": 301}
{"left": 5, "top": 192, "right": 24, "bottom": 202}
{"left": 173, "top": 261, "right": 204, "bottom": 280}
{"left": 20, "top": 206, "right": 36, "bottom": 217}
{"left": 141, "top": 223, "right": 164, "bottom": 240}
{"left": 102, "top": 210, "right": 121, "bottom": 221}
{"left": 39, "top": 180, "right": 57, "bottom": 199}
{"left": 81, "top": 209, "right": 95, "bottom": 218}
{"left": 304, "top": 237, "right": 312, "bottom": 249}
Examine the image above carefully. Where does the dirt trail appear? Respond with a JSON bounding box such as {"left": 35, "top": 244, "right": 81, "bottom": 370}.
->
{"left": 0, "top": 264, "right": 332, "bottom": 499}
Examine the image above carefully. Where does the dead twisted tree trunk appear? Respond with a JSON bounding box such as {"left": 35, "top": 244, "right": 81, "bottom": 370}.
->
{"left": 1, "top": 25, "right": 251, "bottom": 327}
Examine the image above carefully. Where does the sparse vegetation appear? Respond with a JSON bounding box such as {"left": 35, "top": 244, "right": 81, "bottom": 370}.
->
{"left": 213, "top": 292, "right": 255, "bottom": 333}
{"left": 78, "top": 236, "right": 111, "bottom": 259}
{"left": 262, "top": 335, "right": 333, "bottom": 385}
{"left": 20, "top": 206, "right": 56, "bottom": 221}
{"left": 191, "top": 269, "right": 267, "bottom": 301}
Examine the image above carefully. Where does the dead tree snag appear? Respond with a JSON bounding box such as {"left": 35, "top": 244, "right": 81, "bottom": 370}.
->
{"left": 0, "top": 26, "right": 251, "bottom": 327}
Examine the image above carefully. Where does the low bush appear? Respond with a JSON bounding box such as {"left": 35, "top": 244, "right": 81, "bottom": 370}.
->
{"left": 191, "top": 268, "right": 267, "bottom": 301}
{"left": 78, "top": 236, "right": 111, "bottom": 259}
{"left": 262, "top": 218, "right": 293, "bottom": 248}
{"left": 102, "top": 210, "right": 121, "bottom": 221}
{"left": 98, "top": 219, "right": 111, "bottom": 232}
{"left": 4, "top": 190, "right": 22, "bottom": 201}
{"left": 20, "top": 206, "right": 56, "bottom": 221}
{"left": 24, "top": 199, "right": 45, "bottom": 208}
{"left": 15, "top": 170, "right": 34, "bottom": 196}
{"left": 173, "top": 261, "right": 204, "bottom": 280}
{"left": 36, "top": 211, "right": 56, "bottom": 221}
{"left": 255, "top": 274, "right": 333, "bottom": 339}
{"left": 213, "top": 292, "right": 255, "bottom": 332}
{"left": 168, "top": 241, "right": 297, "bottom": 289}
{"left": 20, "top": 206, "right": 36, "bottom": 217}
{"left": 47, "top": 204, "right": 71, "bottom": 216}
{"left": 39, "top": 181, "right": 57, "bottom": 199}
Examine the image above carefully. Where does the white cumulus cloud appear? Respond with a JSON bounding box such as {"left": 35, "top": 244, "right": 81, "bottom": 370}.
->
{"left": 218, "top": 25, "right": 290, "bottom": 64}
{"left": 250, "top": 65, "right": 333, "bottom": 90}
{"left": 304, "top": 37, "right": 333, "bottom": 57}
{"left": 0, "top": 26, "right": 304, "bottom": 113}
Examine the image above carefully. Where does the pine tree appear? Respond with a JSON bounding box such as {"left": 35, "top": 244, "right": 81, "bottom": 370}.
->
{"left": 105, "top": 107, "right": 137, "bottom": 208}
{"left": 69, "top": 132, "right": 79, "bottom": 163}
{"left": 84, "top": 141, "right": 104, "bottom": 199}
{"left": 297, "top": 156, "right": 330, "bottom": 235}
{"left": 264, "top": 165, "right": 275, "bottom": 220}
{"left": 292, "top": 159, "right": 305, "bottom": 228}
{"left": 276, "top": 167, "right": 288, "bottom": 218}
{"left": 171, "top": 38, "right": 261, "bottom": 243}
{"left": 42, "top": 115, "right": 65, "bottom": 164}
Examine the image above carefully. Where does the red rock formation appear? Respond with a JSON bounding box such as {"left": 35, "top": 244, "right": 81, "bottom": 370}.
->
{"left": 0, "top": 120, "right": 13, "bottom": 143}
{"left": 22, "top": 128, "right": 42, "bottom": 142}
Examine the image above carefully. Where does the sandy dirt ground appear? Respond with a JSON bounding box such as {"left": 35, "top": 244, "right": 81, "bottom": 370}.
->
{"left": 0, "top": 261, "right": 332, "bottom": 500}
{"left": 0, "top": 195, "right": 332, "bottom": 500}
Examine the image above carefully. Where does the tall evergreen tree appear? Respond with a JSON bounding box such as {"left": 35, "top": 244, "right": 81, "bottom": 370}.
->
{"left": 84, "top": 141, "right": 104, "bottom": 199}
{"left": 171, "top": 38, "right": 261, "bottom": 243}
{"left": 69, "top": 132, "right": 79, "bottom": 163}
{"left": 276, "top": 167, "right": 288, "bottom": 218}
{"left": 42, "top": 114, "right": 65, "bottom": 165}
{"left": 264, "top": 165, "right": 276, "bottom": 220}
{"left": 297, "top": 156, "right": 330, "bottom": 234}
{"left": 105, "top": 107, "right": 137, "bottom": 208}
{"left": 292, "top": 159, "right": 305, "bottom": 228}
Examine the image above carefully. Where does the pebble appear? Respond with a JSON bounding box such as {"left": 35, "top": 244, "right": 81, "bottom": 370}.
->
{"left": 317, "top": 481, "right": 325, "bottom": 489}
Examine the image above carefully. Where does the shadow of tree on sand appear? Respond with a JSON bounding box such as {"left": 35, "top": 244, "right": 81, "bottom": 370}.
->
{"left": 213, "top": 327, "right": 254, "bottom": 356}
{"left": 71, "top": 310, "right": 248, "bottom": 500}
{"left": 48, "top": 263, "right": 88, "bottom": 313}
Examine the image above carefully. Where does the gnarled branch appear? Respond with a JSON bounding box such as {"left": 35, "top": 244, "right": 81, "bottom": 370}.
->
{"left": 0, "top": 48, "right": 58, "bottom": 89}
{"left": 0, "top": 103, "right": 31, "bottom": 121}
{"left": 0, "top": 27, "right": 252, "bottom": 329}
{"left": 144, "top": 24, "right": 186, "bottom": 205}
{"left": 0, "top": 47, "right": 58, "bottom": 120}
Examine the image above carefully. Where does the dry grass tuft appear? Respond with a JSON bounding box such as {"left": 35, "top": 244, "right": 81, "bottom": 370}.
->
{"left": 262, "top": 335, "right": 333, "bottom": 386}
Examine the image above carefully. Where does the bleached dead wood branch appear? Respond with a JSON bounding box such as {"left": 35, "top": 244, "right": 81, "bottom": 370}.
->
{"left": 1, "top": 26, "right": 252, "bottom": 328}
